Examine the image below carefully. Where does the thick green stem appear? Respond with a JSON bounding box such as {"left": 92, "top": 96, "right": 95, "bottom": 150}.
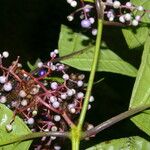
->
{"left": 78, "top": 19, "right": 103, "bottom": 129}
{"left": 70, "top": 19, "right": 103, "bottom": 150}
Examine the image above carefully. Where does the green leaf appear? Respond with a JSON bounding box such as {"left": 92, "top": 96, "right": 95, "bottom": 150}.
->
{"left": 58, "top": 25, "right": 137, "bottom": 77}
{"left": 84, "top": 0, "right": 94, "bottom": 2}
{"left": 129, "top": 36, "right": 150, "bottom": 135}
{"left": 0, "top": 104, "right": 32, "bottom": 150}
{"left": 122, "top": 0, "right": 150, "bottom": 49}
{"left": 27, "top": 58, "right": 41, "bottom": 71}
{"left": 86, "top": 136, "right": 150, "bottom": 150}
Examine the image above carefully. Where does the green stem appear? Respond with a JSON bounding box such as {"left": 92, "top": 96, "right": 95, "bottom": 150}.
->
{"left": 78, "top": 19, "right": 103, "bottom": 129}
{"left": 70, "top": 19, "right": 103, "bottom": 150}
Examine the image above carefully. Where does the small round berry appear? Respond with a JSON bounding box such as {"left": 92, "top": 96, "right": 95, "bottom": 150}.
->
{"left": 21, "top": 99, "right": 28, "bottom": 106}
{"left": 109, "top": 16, "right": 114, "bottom": 21}
{"left": 32, "top": 110, "right": 38, "bottom": 116}
{"left": 63, "top": 74, "right": 69, "bottom": 80}
{"left": 89, "top": 17, "right": 95, "bottom": 24}
{"left": 132, "top": 19, "right": 139, "bottom": 26}
{"left": 19, "top": 90, "right": 27, "bottom": 98}
{"left": 92, "top": 29, "right": 97, "bottom": 36}
{"left": 60, "top": 93, "right": 67, "bottom": 99}
{"left": 37, "top": 62, "right": 43, "bottom": 68}
{"left": 3, "top": 82, "right": 12, "bottom": 92}
{"left": 67, "top": 89, "right": 74, "bottom": 96}
{"left": 54, "top": 115, "right": 61, "bottom": 122}
{"left": 38, "top": 69, "right": 46, "bottom": 76}
{"left": 51, "top": 126, "right": 58, "bottom": 131}
{"left": 89, "top": 96, "right": 94, "bottom": 102}
{"left": 77, "top": 92, "right": 84, "bottom": 99}
{"left": 70, "top": 107, "right": 76, "bottom": 114}
{"left": 0, "top": 96, "right": 7, "bottom": 103}
{"left": 52, "top": 101, "right": 60, "bottom": 108}
{"left": 67, "top": 0, "right": 73, "bottom": 3}
{"left": 54, "top": 145, "right": 61, "bottom": 150}
{"left": 6, "top": 124, "right": 13, "bottom": 132}
{"left": 87, "top": 124, "right": 94, "bottom": 130}
{"left": 81, "top": 19, "right": 91, "bottom": 28}
{"left": 0, "top": 75, "right": 7, "bottom": 84}
{"left": 2, "top": 51, "right": 9, "bottom": 58}
{"left": 113, "top": 1, "right": 121, "bottom": 9}
{"left": 54, "top": 49, "right": 59, "bottom": 54}
{"left": 67, "top": 15, "right": 74, "bottom": 21}
{"left": 51, "top": 82, "right": 58, "bottom": 90}
{"left": 88, "top": 104, "right": 91, "bottom": 110}
{"left": 137, "top": 6, "right": 144, "bottom": 11}
{"left": 71, "top": 89, "right": 76, "bottom": 94}
{"left": 119, "top": 16, "right": 125, "bottom": 23}
{"left": 124, "top": 13, "right": 131, "bottom": 21}
{"left": 107, "top": 10, "right": 114, "bottom": 18}
{"left": 125, "top": 2, "right": 132, "bottom": 7}
{"left": 50, "top": 51, "right": 56, "bottom": 58}
{"left": 70, "top": 0, "right": 77, "bottom": 7}
{"left": 135, "top": 15, "right": 141, "bottom": 21}
{"left": 27, "top": 118, "right": 34, "bottom": 125}
{"left": 49, "top": 96, "right": 57, "bottom": 103}
{"left": 51, "top": 136, "right": 56, "bottom": 140}
{"left": 77, "top": 80, "right": 83, "bottom": 87}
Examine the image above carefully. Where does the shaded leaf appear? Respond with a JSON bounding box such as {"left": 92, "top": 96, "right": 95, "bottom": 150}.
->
{"left": 86, "top": 136, "right": 150, "bottom": 150}
{"left": 0, "top": 104, "right": 32, "bottom": 150}
{"left": 27, "top": 58, "right": 41, "bottom": 71}
{"left": 58, "top": 25, "right": 137, "bottom": 77}
{"left": 129, "top": 36, "right": 150, "bottom": 135}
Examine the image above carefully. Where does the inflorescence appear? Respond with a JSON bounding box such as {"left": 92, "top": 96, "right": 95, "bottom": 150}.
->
{"left": 0, "top": 50, "right": 94, "bottom": 149}
{"left": 67, "top": 0, "right": 150, "bottom": 35}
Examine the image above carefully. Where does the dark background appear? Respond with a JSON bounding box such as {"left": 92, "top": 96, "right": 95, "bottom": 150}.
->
{"left": 0, "top": 0, "right": 149, "bottom": 149}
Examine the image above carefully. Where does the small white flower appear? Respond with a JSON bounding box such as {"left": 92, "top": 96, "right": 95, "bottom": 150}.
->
{"left": 89, "top": 96, "right": 94, "bottom": 102}
{"left": 89, "top": 17, "right": 95, "bottom": 24}
{"left": 54, "top": 145, "right": 61, "bottom": 150}
{"left": 54, "top": 49, "right": 59, "bottom": 54}
{"left": 125, "top": 2, "right": 132, "bottom": 7}
{"left": 92, "top": 29, "right": 97, "bottom": 36}
{"left": 67, "top": 89, "right": 74, "bottom": 96}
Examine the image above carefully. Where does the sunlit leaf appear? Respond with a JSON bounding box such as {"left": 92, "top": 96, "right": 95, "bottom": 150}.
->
{"left": 0, "top": 104, "right": 32, "bottom": 150}
{"left": 58, "top": 25, "right": 137, "bottom": 77}
{"left": 129, "top": 36, "right": 150, "bottom": 135}
{"left": 122, "top": 0, "right": 150, "bottom": 49}
{"left": 86, "top": 136, "right": 150, "bottom": 150}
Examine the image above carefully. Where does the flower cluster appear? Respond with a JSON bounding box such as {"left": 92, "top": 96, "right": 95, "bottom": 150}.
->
{"left": 0, "top": 50, "right": 94, "bottom": 149}
{"left": 67, "top": 0, "right": 150, "bottom": 35}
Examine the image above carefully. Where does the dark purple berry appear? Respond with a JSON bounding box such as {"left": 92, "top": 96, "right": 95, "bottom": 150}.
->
{"left": 38, "top": 69, "right": 46, "bottom": 76}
